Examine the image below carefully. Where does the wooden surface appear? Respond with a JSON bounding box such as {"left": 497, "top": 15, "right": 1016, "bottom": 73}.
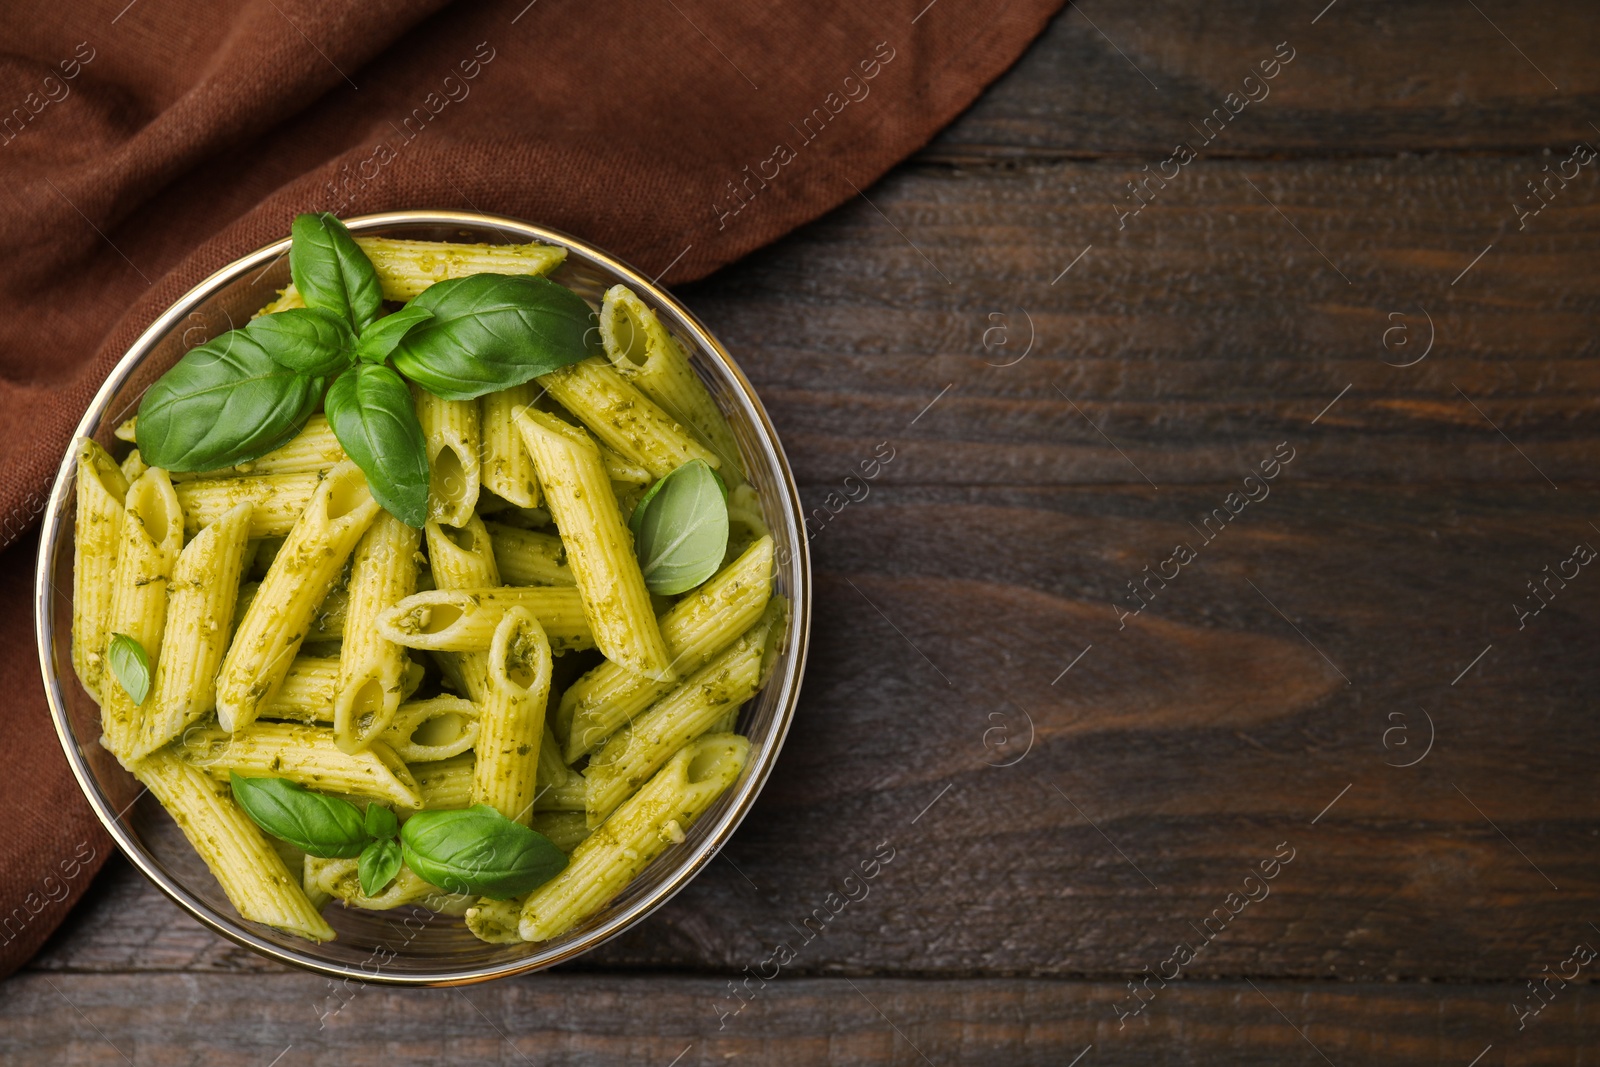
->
{"left": 10, "top": 1, "right": 1600, "bottom": 1062}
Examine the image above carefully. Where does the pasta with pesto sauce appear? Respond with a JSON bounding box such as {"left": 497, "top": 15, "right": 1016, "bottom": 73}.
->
{"left": 68, "top": 233, "right": 777, "bottom": 947}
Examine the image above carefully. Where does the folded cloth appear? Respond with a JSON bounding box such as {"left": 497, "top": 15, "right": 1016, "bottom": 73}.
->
{"left": 0, "top": 0, "right": 1063, "bottom": 977}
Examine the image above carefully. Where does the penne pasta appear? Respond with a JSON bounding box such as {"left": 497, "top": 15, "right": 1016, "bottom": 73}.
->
{"left": 484, "top": 522, "right": 573, "bottom": 587}
{"left": 182, "top": 721, "right": 423, "bottom": 808}
{"left": 134, "top": 752, "right": 334, "bottom": 941}
{"left": 333, "top": 513, "right": 421, "bottom": 753}
{"left": 414, "top": 385, "right": 480, "bottom": 527}
{"left": 516, "top": 408, "right": 672, "bottom": 680}
{"left": 379, "top": 695, "right": 479, "bottom": 762}
{"left": 215, "top": 462, "right": 382, "bottom": 733}
{"left": 101, "top": 468, "right": 184, "bottom": 760}
{"left": 561, "top": 536, "right": 773, "bottom": 761}
{"left": 353, "top": 236, "right": 566, "bottom": 300}
{"left": 425, "top": 515, "right": 500, "bottom": 701}
{"left": 583, "top": 612, "right": 771, "bottom": 826}
{"left": 480, "top": 383, "right": 542, "bottom": 508}
{"left": 519, "top": 734, "right": 749, "bottom": 941}
{"left": 134, "top": 501, "right": 255, "bottom": 759}
{"left": 176, "top": 472, "right": 322, "bottom": 539}
{"left": 598, "top": 284, "right": 746, "bottom": 483}
{"left": 538, "top": 358, "right": 720, "bottom": 479}
{"left": 71, "top": 438, "right": 129, "bottom": 702}
{"left": 306, "top": 856, "right": 473, "bottom": 914}
{"left": 170, "top": 415, "right": 346, "bottom": 482}
{"left": 376, "top": 586, "right": 593, "bottom": 653}
{"left": 471, "top": 608, "right": 553, "bottom": 825}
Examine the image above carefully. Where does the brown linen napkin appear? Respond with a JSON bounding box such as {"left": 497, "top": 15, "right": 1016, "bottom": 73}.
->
{"left": 0, "top": 0, "right": 1063, "bottom": 976}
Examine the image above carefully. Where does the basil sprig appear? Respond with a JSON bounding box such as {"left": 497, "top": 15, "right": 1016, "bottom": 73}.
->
{"left": 106, "top": 633, "right": 151, "bottom": 705}
{"left": 630, "top": 459, "right": 730, "bottom": 594}
{"left": 400, "top": 805, "right": 567, "bottom": 899}
{"left": 230, "top": 773, "right": 407, "bottom": 896}
{"left": 135, "top": 213, "right": 597, "bottom": 526}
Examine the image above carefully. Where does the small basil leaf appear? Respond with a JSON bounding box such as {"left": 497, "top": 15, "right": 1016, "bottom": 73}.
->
{"left": 390, "top": 274, "right": 601, "bottom": 401}
{"left": 629, "top": 459, "right": 730, "bottom": 595}
{"left": 324, "top": 364, "right": 430, "bottom": 528}
{"left": 246, "top": 306, "right": 354, "bottom": 375}
{"left": 364, "top": 802, "right": 399, "bottom": 841}
{"left": 400, "top": 804, "right": 567, "bottom": 899}
{"left": 106, "top": 633, "right": 150, "bottom": 706}
{"left": 355, "top": 305, "right": 435, "bottom": 364}
{"left": 229, "top": 773, "right": 370, "bottom": 858}
{"left": 135, "top": 323, "right": 323, "bottom": 471}
{"left": 290, "top": 213, "right": 383, "bottom": 331}
{"left": 358, "top": 837, "right": 403, "bottom": 897}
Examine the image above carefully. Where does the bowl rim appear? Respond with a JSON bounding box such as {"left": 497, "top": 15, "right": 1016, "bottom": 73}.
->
{"left": 33, "top": 209, "right": 811, "bottom": 985}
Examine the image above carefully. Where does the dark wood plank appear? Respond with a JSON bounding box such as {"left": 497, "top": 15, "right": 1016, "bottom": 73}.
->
{"left": 690, "top": 155, "right": 1600, "bottom": 491}
{"left": 928, "top": 0, "right": 1600, "bottom": 159}
{"left": 2, "top": 973, "right": 1589, "bottom": 1065}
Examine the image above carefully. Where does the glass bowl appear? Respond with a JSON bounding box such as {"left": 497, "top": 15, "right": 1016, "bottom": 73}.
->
{"left": 33, "top": 210, "right": 810, "bottom": 984}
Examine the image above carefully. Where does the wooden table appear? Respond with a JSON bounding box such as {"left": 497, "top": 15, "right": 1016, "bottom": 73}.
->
{"left": 9, "top": 3, "right": 1598, "bottom": 1062}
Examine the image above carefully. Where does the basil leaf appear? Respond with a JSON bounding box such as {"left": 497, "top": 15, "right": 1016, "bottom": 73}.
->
{"left": 290, "top": 213, "right": 383, "bottom": 332}
{"left": 355, "top": 305, "right": 434, "bottom": 364}
{"left": 245, "top": 306, "right": 354, "bottom": 375}
{"left": 629, "top": 459, "right": 730, "bottom": 594}
{"left": 364, "top": 802, "right": 398, "bottom": 841}
{"left": 390, "top": 274, "right": 601, "bottom": 401}
{"left": 135, "top": 322, "right": 324, "bottom": 472}
{"left": 358, "top": 837, "right": 403, "bottom": 897}
{"left": 229, "top": 773, "right": 370, "bottom": 858}
{"left": 324, "top": 364, "right": 430, "bottom": 528}
{"left": 106, "top": 633, "right": 150, "bottom": 706}
{"left": 400, "top": 804, "right": 567, "bottom": 899}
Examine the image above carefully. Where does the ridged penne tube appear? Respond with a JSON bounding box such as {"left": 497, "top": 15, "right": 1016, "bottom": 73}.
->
{"left": 215, "top": 462, "right": 382, "bottom": 733}
{"left": 333, "top": 513, "right": 421, "bottom": 753}
{"left": 353, "top": 236, "right": 566, "bottom": 300}
{"left": 119, "top": 448, "right": 148, "bottom": 484}
{"left": 598, "top": 447, "right": 652, "bottom": 488}
{"left": 379, "top": 695, "right": 479, "bottom": 761}
{"left": 426, "top": 515, "right": 502, "bottom": 701}
{"left": 583, "top": 615, "right": 769, "bottom": 826}
{"left": 376, "top": 587, "right": 593, "bottom": 653}
{"left": 598, "top": 285, "right": 746, "bottom": 483}
{"left": 233, "top": 581, "right": 346, "bottom": 644}
{"left": 171, "top": 415, "right": 345, "bottom": 481}
{"left": 465, "top": 897, "right": 525, "bottom": 944}
{"left": 537, "top": 358, "right": 721, "bottom": 479}
{"left": 306, "top": 857, "right": 473, "bottom": 914}
{"left": 410, "top": 753, "right": 475, "bottom": 811}
{"left": 519, "top": 734, "right": 749, "bottom": 941}
{"left": 183, "top": 722, "right": 423, "bottom": 808}
{"left": 134, "top": 501, "right": 255, "bottom": 758}
{"left": 472, "top": 608, "right": 553, "bottom": 825}
{"left": 176, "top": 472, "right": 322, "bottom": 539}
{"left": 258, "top": 653, "right": 421, "bottom": 723}
{"left": 515, "top": 408, "right": 672, "bottom": 680}
{"left": 485, "top": 522, "right": 573, "bottom": 587}
{"left": 71, "top": 439, "right": 129, "bottom": 702}
{"left": 134, "top": 752, "right": 334, "bottom": 941}
{"left": 480, "top": 383, "right": 541, "bottom": 508}
{"left": 414, "top": 385, "right": 480, "bottom": 527}
{"left": 562, "top": 536, "right": 773, "bottom": 761}
{"left": 101, "top": 468, "right": 183, "bottom": 759}
{"left": 532, "top": 811, "right": 593, "bottom": 853}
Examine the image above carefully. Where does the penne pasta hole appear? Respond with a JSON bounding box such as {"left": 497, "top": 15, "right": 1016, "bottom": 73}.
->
{"left": 418, "top": 603, "right": 464, "bottom": 634}
{"left": 411, "top": 712, "right": 468, "bottom": 747}
{"left": 612, "top": 305, "right": 648, "bottom": 365}
{"left": 687, "top": 742, "right": 738, "bottom": 785}
{"left": 433, "top": 447, "right": 470, "bottom": 508}
{"left": 442, "top": 522, "right": 479, "bottom": 553}
{"left": 325, "top": 469, "right": 368, "bottom": 520}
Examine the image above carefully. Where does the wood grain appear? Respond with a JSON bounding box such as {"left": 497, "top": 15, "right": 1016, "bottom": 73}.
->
{"left": 17, "top": 1, "right": 1600, "bottom": 1059}
{"left": 1, "top": 974, "right": 1588, "bottom": 1065}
